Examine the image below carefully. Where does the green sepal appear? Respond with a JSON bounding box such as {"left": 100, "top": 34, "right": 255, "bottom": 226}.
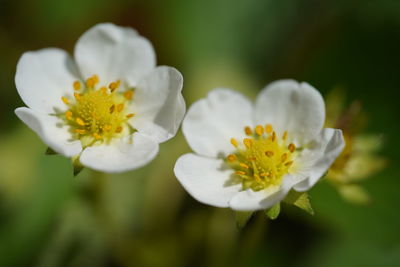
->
{"left": 265, "top": 202, "right": 280, "bottom": 220}
{"left": 45, "top": 147, "right": 57, "bottom": 155}
{"left": 283, "top": 190, "right": 314, "bottom": 215}
{"left": 235, "top": 211, "right": 253, "bottom": 229}
{"left": 72, "top": 157, "right": 84, "bottom": 177}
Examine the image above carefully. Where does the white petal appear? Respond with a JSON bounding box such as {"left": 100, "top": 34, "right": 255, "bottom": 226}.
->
{"left": 182, "top": 89, "right": 253, "bottom": 157}
{"left": 74, "top": 23, "right": 156, "bottom": 86}
{"left": 174, "top": 153, "right": 242, "bottom": 207}
{"left": 294, "top": 128, "right": 345, "bottom": 191}
{"left": 15, "top": 107, "right": 82, "bottom": 157}
{"left": 229, "top": 174, "right": 301, "bottom": 211}
{"left": 79, "top": 133, "right": 159, "bottom": 173}
{"left": 15, "top": 48, "right": 80, "bottom": 114}
{"left": 255, "top": 80, "right": 325, "bottom": 145}
{"left": 130, "top": 66, "right": 185, "bottom": 143}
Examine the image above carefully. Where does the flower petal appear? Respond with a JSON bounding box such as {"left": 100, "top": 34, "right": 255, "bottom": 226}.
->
{"left": 255, "top": 80, "right": 325, "bottom": 145}
{"left": 79, "top": 132, "right": 159, "bottom": 173}
{"left": 174, "top": 153, "right": 242, "bottom": 207}
{"left": 294, "top": 128, "right": 345, "bottom": 192}
{"left": 130, "top": 66, "right": 185, "bottom": 143}
{"left": 15, "top": 107, "right": 82, "bottom": 157}
{"left": 229, "top": 174, "right": 302, "bottom": 211}
{"left": 182, "top": 89, "right": 253, "bottom": 157}
{"left": 74, "top": 23, "right": 156, "bottom": 86}
{"left": 15, "top": 48, "right": 80, "bottom": 114}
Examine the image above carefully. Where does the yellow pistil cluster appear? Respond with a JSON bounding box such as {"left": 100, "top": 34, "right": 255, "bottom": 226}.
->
{"left": 226, "top": 124, "right": 297, "bottom": 191}
{"left": 60, "top": 75, "right": 135, "bottom": 145}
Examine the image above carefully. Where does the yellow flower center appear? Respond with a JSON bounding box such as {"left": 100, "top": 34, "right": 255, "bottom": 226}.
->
{"left": 60, "top": 75, "right": 135, "bottom": 146}
{"left": 226, "top": 124, "right": 297, "bottom": 191}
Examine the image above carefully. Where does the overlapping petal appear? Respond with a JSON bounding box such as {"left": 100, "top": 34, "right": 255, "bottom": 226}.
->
{"left": 74, "top": 23, "right": 156, "bottom": 86}
{"left": 80, "top": 133, "right": 159, "bottom": 173}
{"left": 174, "top": 153, "right": 242, "bottom": 207}
{"left": 294, "top": 128, "right": 345, "bottom": 191}
{"left": 15, "top": 48, "right": 80, "bottom": 114}
{"left": 130, "top": 66, "right": 185, "bottom": 143}
{"left": 15, "top": 107, "right": 82, "bottom": 156}
{"left": 182, "top": 89, "right": 253, "bottom": 158}
{"left": 255, "top": 80, "right": 325, "bottom": 145}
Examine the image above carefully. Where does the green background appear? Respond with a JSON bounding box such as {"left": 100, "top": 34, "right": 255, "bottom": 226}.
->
{"left": 0, "top": 0, "right": 399, "bottom": 266}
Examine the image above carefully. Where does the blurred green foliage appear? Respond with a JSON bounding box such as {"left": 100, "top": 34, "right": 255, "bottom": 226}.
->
{"left": 0, "top": 0, "right": 399, "bottom": 266}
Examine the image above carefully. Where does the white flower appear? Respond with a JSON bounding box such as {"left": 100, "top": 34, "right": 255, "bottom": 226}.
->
{"left": 15, "top": 23, "right": 185, "bottom": 173}
{"left": 174, "top": 80, "right": 344, "bottom": 211}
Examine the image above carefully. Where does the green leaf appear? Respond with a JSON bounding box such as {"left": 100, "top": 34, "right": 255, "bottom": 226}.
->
{"left": 235, "top": 211, "right": 253, "bottom": 229}
{"left": 45, "top": 147, "right": 57, "bottom": 155}
{"left": 284, "top": 190, "right": 314, "bottom": 215}
{"left": 265, "top": 202, "right": 280, "bottom": 220}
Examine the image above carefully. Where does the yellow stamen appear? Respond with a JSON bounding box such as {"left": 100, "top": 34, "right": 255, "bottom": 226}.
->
{"left": 76, "top": 117, "right": 85, "bottom": 126}
{"left": 109, "top": 81, "right": 119, "bottom": 92}
{"left": 61, "top": 96, "right": 69, "bottom": 105}
{"left": 255, "top": 125, "right": 264, "bottom": 135}
{"left": 288, "top": 143, "right": 296, "bottom": 153}
{"left": 100, "top": 87, "right": 108, "bottom": 95}
{"left": 74, "top": 129, "right": 86, "bottom": 134}
{"left": 109, "top": 105, "right": 115, "bottom": 114}
{"left": 73, "top": 81, "right": 81, "bottom": 91}
{"left": 86, "top": 77, "right": 95, "bottom": 88}
{"left": 103, "top": 125, "right": 112, "bottom": 132}
{"left": 230, "top": 138, "right": 238, "bottom": 147}
{"left": 244, "top": 126, "right": 252, "bottom": 136}
{"left": 272, "top": 131, "right": 276, "bottom": 142}
{"left": 243, "top": 138, "right": 253, "bottom": 148}
{"left": 227, "top": 154, "right": 237, "bottom": 162}
{"left": 93, "top": 133, "right": 102, "bottom": 139}
{"left": 235, "top": 171, "right": 246, "bottom": 176}
{"left": 265, "top": 124, "right": 273, "bottom": 133}
{"left": 74, "top": 92, "right": 81, "bottom": 101}
{"left": 281, "top": 153, "right": 288, "bottom": 162}
{"left": 282, "top": 131, "right": 288, "bottom": 140}
{"left": 123, "top": 90, "right": 133, "bottom": 100}
{"left": 265, "top": 151, "right": 274, "bottom": 157}
{"left": 285, "top": 161, "right": 293, "bottom": 167}
{"left": 65, "top": 110, "right": 73, "bottom": 120}
{"left": 126, "top": 113, "right": 135, "bottom": 119}
{"left": 117, "top": 103, "right": 124, "bottom": 112}
{"left": 239, "top": 163, "right": 249, "bottom": 169}
{"left": 115, "top": 126, "right": 123, "bottom": 133}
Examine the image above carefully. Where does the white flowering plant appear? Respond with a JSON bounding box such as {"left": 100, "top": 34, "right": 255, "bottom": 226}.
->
{"left": 174, "top": 80, "right": 344, "bottom": 220}
{"left": 15, "top": 23, "right": 185, "bottom": 174}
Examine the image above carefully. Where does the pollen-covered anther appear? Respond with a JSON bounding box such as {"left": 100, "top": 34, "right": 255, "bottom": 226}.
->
{"left": 272, "top": 131, "right": 276, "bottom": 142}
{"left": 117, "top": 103, "right": 124, "bottom": 112}
{"left": 227, "top": 154, "right": 237, "bottom": 162}
{"left": 285, "top": 161, "right": 293, "bottom": 167}
{"left": 109, "top": 80, "right": 120, "bottom": 92}
{"left": 239, "top": 163, "right": 249, "bottom": 169}
{"left": 282, "top": 131, "right": 288, "bottom": 140}
{"left": 244, "top": 126, "right": 252, "bottom": 136}
{"left": 243, "top": 138, "right": 253, "bottom": 148}
{"left": 265, "top": 151, "right": 274, "bottom": 157}
{"left": 115, "top": 126, "right": 123, "bottom": 133}
{"left": 109, "top": 105, "right": 115, "bottom": 114}
{"left": 74, "top": 92, "right": 82, "bottom": 101}
{"left": 288, "top": 143, "right": 296, "bottom": 153}
{"left": 281, "top": 153, "right": 288, "bottom": 162}
{"left": 73, "top": 81, "right": 81, "bottom": 91}
{"left": 230, "top": 138, "right": 238, "bottom": 148}
{"left": 255, "top": 125, "right": 264, "bottom": 135}
{"left": 235, "top": 171, "right": 247, "bottom": 176}
{"left": 76, "top": 117, "right": 85, "bottom": 126}
{"left": 61, "top": 96, "right": 69, "bottom": 105}
{"left": 65, "top": 110, "right": 73, "bottom": 120}
{"left": 265, "top": 124, "right": 273, "bottom": 133}
{"left": 123, "top": 90, "right": 134, "bottom": 100}
{"left": 126, "top": 113, "right": 135, "bottom": 119}
{"left": 93, "top": 133, "right": 102, "bottom": 139}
